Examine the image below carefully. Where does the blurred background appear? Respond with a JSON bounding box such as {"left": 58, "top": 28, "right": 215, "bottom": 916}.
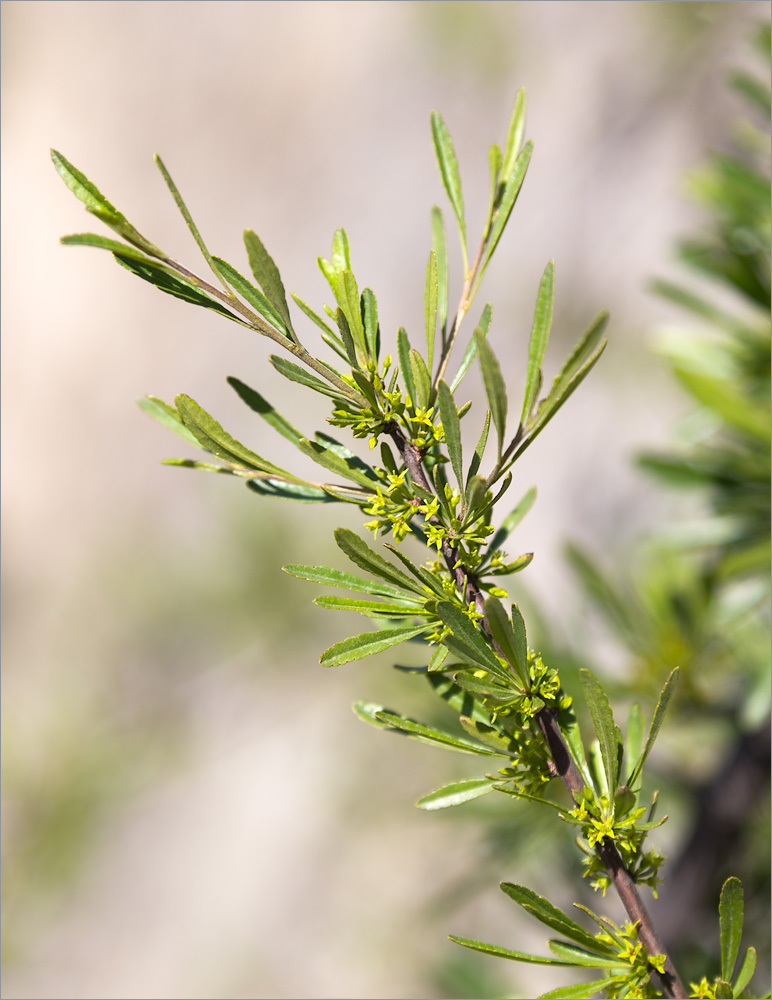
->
{"left": 2, "top": 2, "right": 769, "bottom": 998}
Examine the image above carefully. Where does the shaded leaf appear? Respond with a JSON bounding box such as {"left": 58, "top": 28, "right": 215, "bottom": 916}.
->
{"left": 500, "top": 884, "right": 613, "bottom": 955}
{"left": 451, "top": 303, "right": 492, "bottom": 392}
{"left": 628, "top": 668, "right": 679, "bottom": 789}
{"left": 733, "top": 946, "right": 757, "bottom": 998}
{"left": 247, "top": 479, "right": 334, "bottom": 503}
{"left": 214, "top": 256, "right": 288, "bottom": 336}
{"left": 155, "top": 154, "right": 222, "bottom": 283}
{"left": 435, "top": 601, "right": 507, "bottom": 677}
{"left": 488, "top": 485, "right": 537, "bottom": 555}
{"left": 374, "top": 710, "right": 502, "bottom": 755}
{"left": 297, "top": 437, "right": 378, "bottom": 488}
{"left": 417, "top": 777, "right": 498, "bottom": 810}
{"left": 483, "top": 141, "right": 533, "bottom": 269}
{"left": 227, "top": 377, "right": 302, "bottom": 445}
{"left": 269, "top": 355, "right": 350, "bottom": 400}
{"left": 484, "top": 596, "right": 528, "bottom": 686}
{"left": 409, "top": 349, "right": 432, "bottom": 410}
{"left": 113, "top": 253, "right": 239, "bottom": 321}
{"left": 397, "top": 327, "right": 417, "bottom": 405}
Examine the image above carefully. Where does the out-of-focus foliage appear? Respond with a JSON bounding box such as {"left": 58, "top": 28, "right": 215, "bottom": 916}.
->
{"left": 559, "top": 22, "right": 771, "bottom": 990}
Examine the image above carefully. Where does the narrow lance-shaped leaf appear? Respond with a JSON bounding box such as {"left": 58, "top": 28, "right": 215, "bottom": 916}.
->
{"left": 499, "top": 884, "right": 616, "bottom": 955}
{"left": 733, "top": 947, "right": 757, "bottom": 998}
{"left": 374, "top": 710, "right": 503, "bottom": 756}
{"left": 314, "top": 596, "right": 426, "bottom": 617}
{"left": 416, "top": 777, "right": 498, "bottom": 810}
{"left": 719, "top": 877, "right": 744, "bottom": 984}
{"left": 361, "top": 287, "right": 379, "bottom": 363}
{"left": 622, "top": 703, "right": 645, "bottom": 786}
{"left": 628, "top": 668, "right": 679, "bottom": 789}
{"left": 113, "top": 253, "right": 241, "bottom": 322}
{"left": 482, "top": 141, "right": 533, "bottom": 271}
{"left": 397, "top": 327, "right": 416, "bottom": 405}
{"left": 409, "top": 349, "right": 432, "bottom": 410}
{"left": 334, "top": 528, "right": 427, "bottom": 595}
{"left": 51, "top": 149, "right": 159, "bottom": 255}
{"left": 246, "top": 479, "right": 335, "bottom": 503}
{"left": 283, "top": 564, "right": 419, "bottom": 601}
{"left": 484, "top": 597, "right": 528, "bottom": 686}
{"left": 431, "top": 206, "right": 449, "bottom": 338}
{"left": 538, "top": 976, "right": 622, "bottom": 999}
{"left": 430, "top": 111, "right": 466, "bottom": 258}
{"left": 546, "top": 942, "right": 623, "bottom": 969}
{"left": 437, "top": 380, "right": 463, "bottom": 491}
{"left": 501, "top": 87, "right": 527, "bottom": 183}
{"left": 174, "top": 394, "right": 302, "bottom": 480}
{"left": 476, "top": 330, "right": 508, "bottom": 456}
{"left": 244, "top": 228, "right": 296, "bottom": 339}
{"left": 467, "top": 410, "right": 491, "bottom": 482}
{"left": 212, "top": 256, "right": 288, "bottom": 336}
{"left": 136, "top": 395, "right": 200, "bottom": 447}
{"left": 269, "top": 355, "right": 350, "bottom": 401}
{"left": 424, "top": 248, "right": 438, "bottom": 372}
{"left": 450, "top": 302, "right": 492, "bottom": 393}
{"left": 449, "top": 936, "right": 588, "bottom": 969}
{"left": 521, "top": 260, "right": 555, "bottom": 424}
{"left": 226, "top": 377, "right": 303, "bottom": 445}
{"left": 154, "top": 154, "right": 227, "bottom": 290}
{"left": 488, "top": 485, "right": 537, "bottom": 552}
{"left": 297, "top": 438, "right": 378, "bottom": 489}
{"left": 320, "top": 624, "right": 429, "bottom": 667}
{"left": 580, "top": 669, "right": 621, "bottom": 796}
{"left": 435, "top": 601, "right": 509, "bottom": 678}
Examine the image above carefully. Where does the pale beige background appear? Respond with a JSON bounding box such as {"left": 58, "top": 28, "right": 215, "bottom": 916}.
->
{"left": 2, "top": 2, "right": 767, "bottom": 998}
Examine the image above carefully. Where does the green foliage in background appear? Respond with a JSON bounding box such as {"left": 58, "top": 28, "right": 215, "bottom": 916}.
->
{"left": 53, "top": 29, "right": 769, "bottom": 998}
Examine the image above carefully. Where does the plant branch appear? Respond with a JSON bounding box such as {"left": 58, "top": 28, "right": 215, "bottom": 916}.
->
{"left": 388, "top": 423, "right": 688, "bottom": 1000}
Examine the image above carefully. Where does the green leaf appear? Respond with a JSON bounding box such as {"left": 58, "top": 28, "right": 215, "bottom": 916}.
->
{"left": 501, "top": 87, "right": 527, "bottom": 183}
{"left": 290, "top": 292, "right": 336, "bottom": 338}
{"left": 331, "top": 227, "right": 351, "bottom": 272}
{"left": 154, "top": 154, "right": 223, "bottom": 284}
{"left": 342, "top": 270, "right": 367, "bottom": 361}
{"left": 720, "top": 877, "right": 744, "bottom": 984}
{"left": 467, "top": 410, "right": 490, "bottom": 482}
{"left": 579, "top": 669, "right": 621, "bottom": 796}
{"left": 397, "top": 327, "right": 417, "bottom": 406}
{"left": 521, "top": 260, "right": 555, "bottom": 424}
{"left": 297, "top": 438, "right": 378, "bottom": 488}
{"left": 733, "top": 946, "right": 757, "bottom": 997}
{"left": 628, "top": 668, "right": 679, "bottom": 789}
{"left": 424, "top": 249, "right": 438, "bottom": 372}
{"left": 546, "top": 941, "right": 622, "bottom": 968}
{"left": 488, "top": 485, "right": 537, "bottom": 552}
{"left": 417, "top": 777, "right": 498, "bottom": 810}
{"left": 459, "top": 716, "right": 520, "bottom": 754}
{"left": 246, "top": 479, "right": 334, "bottom": 503}
{"left": 269, "top": 355, "right": 349, "bottom": 401}
{"left": 409, "top": 349, "right": 432, "bottom": 410}
{"left": 435, "top": 602, "right": 509, "bottom": 678}
{"left": 451, "top": 303, "right": 492, "bottom": 392}
{"left": 483, "top": 141, "right": 533, "bottom": 269}
{"left": 538, "top": 976, "right": 621, "bottom": 999}
{"left": 243, "top": 229, "right": 295, "bottom": 337}
{"left": 484, "top": 597, "right": 528, "bottom": 686}
{"left": 51, "top": 149, "right": 157, "bottom": 254}
{"left": 226, "top": 377, "right": 303, "bottom": 445}
{"left": 361, "top": 287, "right": 379, "bottom": 363}
{"left": 449, "top": 936, "right": 582, "bottom": 967}
{"left": 499, "top": 884, "right": 613, "bottom": 955}
{"left": 61, "top": 232, "right": 157, "bottom": 263}
{"left": 320, "top": 624, "right": 429, "bottom": 666}
{"left": 334, "top": 528, "right": 427, "bottom": 595}
{"left": 352, "top": 700, "right": 395, "bottom": 729}
{"left": 174, "top": 394, "right": 299, "bottom": 479}
{"left": 520, "top": 313, "right": 608, "bottom": 453}
{"left": 283, "top": 563, "right": 416, "bottom": 600}
{"left": 113, "top": 253, "right": 240, "bottom": 321}
{"left": 622, "top": 704, "right": 645, "bottom": 787}
{"left": 715, "top": 980, "right": 734, "bottom": 1000}
{"left": 314, "top": 595, "right": 424, "bottom": 618}
{"left": 438, "top": 380, "right": 463, "bottom": 490}
{"left": 213, "top": 256, "right": 288, "bottom": 336}
{"left": 427, "top": 674, "right": 495, "bottom": 726}
{"left": 431, "top": 206, "right": 449, "bottom": 337}
{"left": 673, "top": 367, "right": 771, "bottom": 442}
{"left": 430, "top": 111, "right": 466, "bottom": 253}
{"left": 383, "top": 544, "right": 448, "bottom": 598}
{"left": 374, "top": 711, "right": 502, "bottom": 755}
{"left": 137, "top": 395, "right": 200, "bottom": 447}
{"left": 476, "top": 329, "right": 508, "bottom": 456}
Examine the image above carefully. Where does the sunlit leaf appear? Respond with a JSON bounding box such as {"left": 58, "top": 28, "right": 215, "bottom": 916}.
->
{"left": 521, "top": 260, "right": 555, "bottom": 423}
{"left": 417, "top": 777, "right": 498, "bottom": 810}
{"left": 320, "top": 624, "right": 429, "bottom": 666}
